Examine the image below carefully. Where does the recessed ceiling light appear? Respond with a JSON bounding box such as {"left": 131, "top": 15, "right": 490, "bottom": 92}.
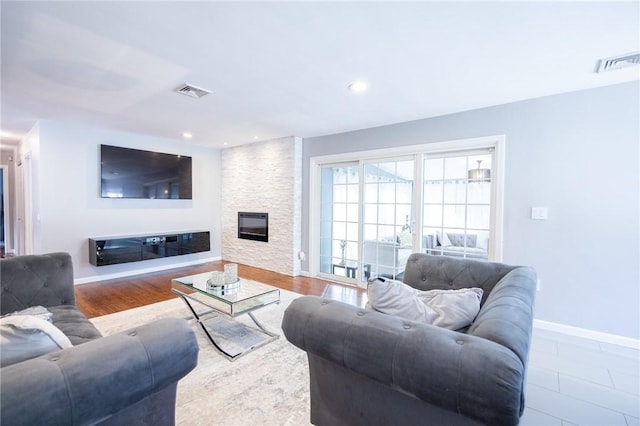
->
{"left": 223, "top": 142, "right": 228, "bottom": 146}
{"left": 182, "top": 132, "right": 193, "bottom": 139}
{"left": 348, "top": 80, "right": 367, "bottom": 93}
{"left": 253, "top": 136, "right": 259, "bottom": 140}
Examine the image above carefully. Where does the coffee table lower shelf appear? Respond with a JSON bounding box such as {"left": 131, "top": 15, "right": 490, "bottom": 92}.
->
{"left": 172, "top": 290, "right": 279, "bottom": 362}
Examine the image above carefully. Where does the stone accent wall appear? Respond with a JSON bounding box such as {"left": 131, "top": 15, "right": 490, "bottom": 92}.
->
{"left": 221, "top": 137, "right": 302, "bottom": 276}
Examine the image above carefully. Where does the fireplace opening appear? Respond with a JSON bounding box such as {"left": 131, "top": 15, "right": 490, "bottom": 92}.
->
{"left": 238, "top": 212, "right": 268, "bottom": 242}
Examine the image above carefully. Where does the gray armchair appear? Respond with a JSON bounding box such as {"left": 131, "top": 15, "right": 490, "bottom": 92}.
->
{"left": 282, "top": 253, "right": 536, "bottom": 426}
{"left": 0, "top": 252, "right": 199, "bottom": 425}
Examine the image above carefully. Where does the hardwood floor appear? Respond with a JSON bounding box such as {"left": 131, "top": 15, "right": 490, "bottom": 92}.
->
{"left": 75, "top": 260, "right": 367, "bottom": 318}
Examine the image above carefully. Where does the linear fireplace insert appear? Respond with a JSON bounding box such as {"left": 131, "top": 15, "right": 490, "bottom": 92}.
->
{"left": 238, "top": 212, "right": 268, "bottom": 242}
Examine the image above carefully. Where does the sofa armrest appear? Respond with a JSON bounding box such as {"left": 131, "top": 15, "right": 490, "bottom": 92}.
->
{"left": 1, "top": 317, "right": 199, "bottom": 426}
{"left": 282, "top": 296, "right": 525, "bottom": 425}
{"left": 469, "top": 267, "right": 537, "bottom": 367}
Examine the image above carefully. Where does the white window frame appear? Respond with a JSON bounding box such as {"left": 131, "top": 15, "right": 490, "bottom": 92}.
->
{"left": 309, "top": 135, "right": 506, "bottom": 279}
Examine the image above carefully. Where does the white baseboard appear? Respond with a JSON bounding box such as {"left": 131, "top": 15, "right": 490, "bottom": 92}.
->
{"left": 534, "top": 319, "right": 640, "bottom": 350}
{"left": 74, "top": 256, "right": 222, "bottom": 285}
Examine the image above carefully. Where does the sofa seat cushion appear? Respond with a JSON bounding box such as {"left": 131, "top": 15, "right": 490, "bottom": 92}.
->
{"left": 367, "top": 277, "right": 483, "bottom": 330}
{"left": 48, "top": 305, "right": 102, "bottom": 345}
{"left": 0, "top": 314, "right": 73, "bottom": 366}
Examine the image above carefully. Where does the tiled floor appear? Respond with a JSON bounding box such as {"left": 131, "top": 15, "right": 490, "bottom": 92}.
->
{"left": 521, "top": 328, "right": 640, "bottom": 426}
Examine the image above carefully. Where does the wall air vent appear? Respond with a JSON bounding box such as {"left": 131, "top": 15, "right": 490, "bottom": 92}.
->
{"left": 596, "top": 52, "right": 640, "bottom": 73}
{"left": 175, "top": 83, "right": 212, "bottom": 99}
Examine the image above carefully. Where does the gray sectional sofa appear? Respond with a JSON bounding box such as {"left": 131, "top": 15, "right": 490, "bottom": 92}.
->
{"left": 283, "top": 253, "right": 536, "bottom": 425}
{"left": 0, "top": 252, "right": 199, "bottom": 425}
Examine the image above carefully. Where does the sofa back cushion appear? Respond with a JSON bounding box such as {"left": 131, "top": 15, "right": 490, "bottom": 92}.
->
{"left": 402, "top": 253, "right": 518, "bottom": 305}
{"left": 447, "top": 233, "right": 477, "bottom": 248}
{"left": 1, "top": 253, "right": 76, "bottom": 315}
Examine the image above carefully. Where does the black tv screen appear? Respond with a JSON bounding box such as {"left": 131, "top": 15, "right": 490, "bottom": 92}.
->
{"left": 100, "top": 145, "right": 192, "bottom": 199}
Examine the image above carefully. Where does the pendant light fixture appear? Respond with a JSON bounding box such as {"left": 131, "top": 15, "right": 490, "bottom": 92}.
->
{"left": 468, "top": 160, "right": 491, "bottom": 183}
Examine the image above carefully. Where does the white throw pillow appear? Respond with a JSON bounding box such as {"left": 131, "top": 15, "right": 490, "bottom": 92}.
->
{"left": 415, "top": 287, "right": 483, "bottom": 330}
{"left": 367, "top": 277, "right": 431, "bottom": 322}
{"left": 367, "top": 277, "right": 483, "bottom": 330}
{"left": 3, "top": 305, "right": 53, "bottom": 322}
{"left": 0, "top": 315, "right": 73, "bottom": 367}
{"left": 436, "top": 231, "right": 452, "bottom": 247}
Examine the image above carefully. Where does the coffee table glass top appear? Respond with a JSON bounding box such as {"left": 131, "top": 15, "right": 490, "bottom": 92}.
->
{"left": 171, "top": 272, "right": 280, "bottom": 317}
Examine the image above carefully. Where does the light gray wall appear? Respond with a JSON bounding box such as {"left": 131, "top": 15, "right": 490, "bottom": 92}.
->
{"left": 33, "top": 120, "right": 221, "bottom": 280}
{"left": 303, "top": 81, "right": 640, "bottom": 339}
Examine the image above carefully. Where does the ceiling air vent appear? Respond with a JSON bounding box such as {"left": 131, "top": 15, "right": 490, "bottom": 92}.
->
{"left": 596, "top": 52, "right": 640, "bottom": 73}
{"left": 175, "top": 83, "right": 212, "bottom": 99}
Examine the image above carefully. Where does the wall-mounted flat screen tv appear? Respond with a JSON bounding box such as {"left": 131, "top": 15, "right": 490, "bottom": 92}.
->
{"left": 100, "top": 144, "right": 192, "bottom": 199}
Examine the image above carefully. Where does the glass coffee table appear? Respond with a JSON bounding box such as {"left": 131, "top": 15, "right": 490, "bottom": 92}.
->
{"left": 171, "top": 272, "right": 280, "bottom": 361}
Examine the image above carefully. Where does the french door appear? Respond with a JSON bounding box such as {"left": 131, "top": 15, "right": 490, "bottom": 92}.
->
{"left": 318, "top": 158, "right": 417, "bottom": 286}
{"left": 422, "top": 151, "right": 493, "bottom": 260}
{"left": 361, "top": 159, "right": 415, "bottom": 282}
{"left": 318, "top": 164, "right": 360, "bottom": 281}
{"left": 313, "top": 136, "right": 504, "bottom": 286}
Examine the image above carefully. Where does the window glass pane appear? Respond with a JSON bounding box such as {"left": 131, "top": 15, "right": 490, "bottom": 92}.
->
{"left": 346, "top": 222, "right": 358, "bottom": 241}
{"left": 378, "top": 225, "right": 395, "bottom": 241}
{"left": 364, "top": 164, "right": 379, "bottom": 182}
{"left": 333, "top": 185, "right": 347, "bottom": 203}
{"left": 334, "top": 168, "right": 347, "bottom": 184}
{"left": 364, "top": 183, "right": 377, "bottom": 200}
{"left": 423, "top": 205, "right": 443, "bottom": 227}
{"left": 345, "top": 241, "right": 358, "bottom": 260}
{"left": 333, "top": 203, "right": 346, "bottom": 221}
{"left": 363, "top": 224, "right": 377, "bottom": 240}
{"left": 333, "top": 225, "right": 346, "bottom": 240}
{"left": 347, "top": 184, "right": 359, "bottom": 203}
{"left": 443, "top": 181, "right": 466, "bottom": 204}
{"left": 346, "top": 166, "right": 359, "bottom": 184}
{"left": 444, "top": 157, "right": 468, "bottom": 180}
{"left": 396, "top": 181, "right": 413, "bottom": 203}
{"left": 396, "top": 205, "right": 412, "bottom": 226}
{"left": 379, "top": 183, "right": 396, "bottom": 200}
{"left": 442, "top": 204, "right": 466, "bottom": 228}
{"left": 320, "top": 220, "right": 333, "bottom": 241}
{"left": 424, "top": 182, "right": 443, "bottom": 203}
{"left": 396, "top": 161, "right": 414, "bottom": 181}
{"left": 467, "top": 205, "right": 490, "bottom": 229}
{"left": 467, "top": 181, "right": 491, "bottom": 204}
{"left": 378, "top": 204, "right": 395, "bottom": 225}
{"left": 346, "top": 203, "right": 359, "bottom": 222}
{"left": 363, "top": 203, "right": 377, "bottom": 224}
{"left": 468, "top": 154, "right": 492, "bottom": 172}
{"left": 425, "top": 158, "right": 444, "bottom": 180}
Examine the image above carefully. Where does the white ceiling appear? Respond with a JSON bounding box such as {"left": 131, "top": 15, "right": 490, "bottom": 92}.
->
{"left": 1, "top": 1, "right": 638, "bottom": 147}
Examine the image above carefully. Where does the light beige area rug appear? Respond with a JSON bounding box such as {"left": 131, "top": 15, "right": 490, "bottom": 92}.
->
{"left": 91, "top": 289, "right": 311, "bottom": 426}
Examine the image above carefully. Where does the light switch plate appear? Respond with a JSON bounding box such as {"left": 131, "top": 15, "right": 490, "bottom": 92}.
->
{"left": 531, "top": 207, "right": 548, "bottom": 220}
